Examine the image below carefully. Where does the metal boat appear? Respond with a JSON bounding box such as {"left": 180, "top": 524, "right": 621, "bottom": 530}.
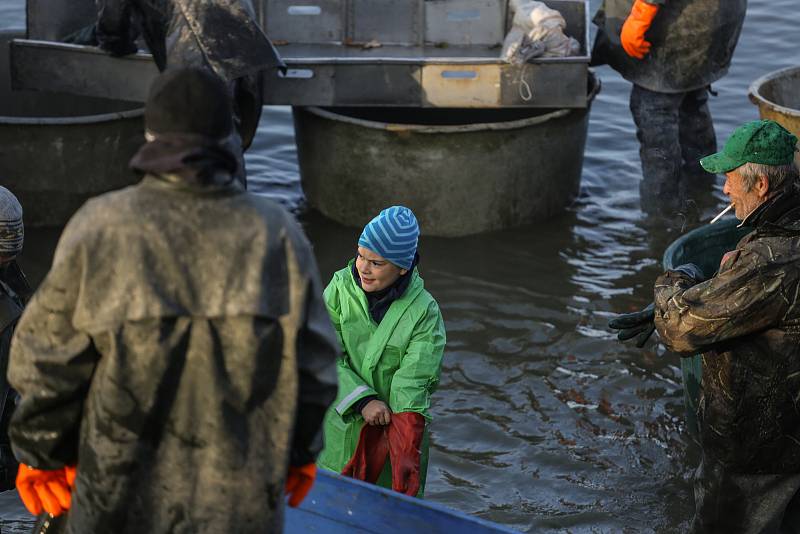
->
{"left": 287, "top": 470, "right": 519, "bottom": 533}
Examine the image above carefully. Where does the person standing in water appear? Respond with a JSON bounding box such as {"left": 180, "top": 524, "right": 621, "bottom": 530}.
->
{"left": 610, "top": 120, "right": 800, "bottom": 532}
{"left": 592, "top": 0, "right": 747, "bottom": 217}
{"left": 317, "top": 206, "right": 446, "bottom": 497}
{"left": 78, "top": 0, "right": 286, "bottom": 188}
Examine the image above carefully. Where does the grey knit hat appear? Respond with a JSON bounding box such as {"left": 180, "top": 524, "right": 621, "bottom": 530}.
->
{"left": 0, "top": 186, "right": 23, "bottom": 258}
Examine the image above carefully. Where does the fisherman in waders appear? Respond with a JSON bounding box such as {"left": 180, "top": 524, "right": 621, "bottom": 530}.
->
{"left": 592, "top": 0, "right": 747, "bottom": 217}
{"left": 317, "top": 206, "right": 446, "bottom": 497}
{"left": 8, "top": 67, "right": 338, "bottom": 533}
{"left": 68, "top": 0, "right": 285, "bottom": 188}
{"left": 610, "top": 120, "right": 800, "bottom": 532}
{"left": 0, "top": 186, "right": 28, "bottom": 492}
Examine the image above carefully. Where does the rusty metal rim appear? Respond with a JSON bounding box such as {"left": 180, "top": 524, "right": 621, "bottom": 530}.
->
{"left": 0, "top": 107, "right": 144, "bottom": 126}
{"left": 748, "top": 65, "right": 800, "bottom": 119}
{"left": 302, "top": 73, "right": 600, "bottom": 134}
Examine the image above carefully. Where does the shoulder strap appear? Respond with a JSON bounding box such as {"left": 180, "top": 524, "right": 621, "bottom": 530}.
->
{"left": 0, "top": 288, "right": 22, "bottom": 334}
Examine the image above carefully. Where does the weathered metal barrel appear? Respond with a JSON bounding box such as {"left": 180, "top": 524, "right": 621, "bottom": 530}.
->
{"left": 0, "top": 30, "right": 144, "bottom": 227}
{"left": 749, "top": 66, "right": 800, "bottom": 164}
{"left": 294, "top": 73, "right": 600, "bottom": 237}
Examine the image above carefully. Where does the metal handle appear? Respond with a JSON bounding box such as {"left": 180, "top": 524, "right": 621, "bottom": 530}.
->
{"left": 446, "top": 9, "right": 481, "bottom": 21}
{"left": 278, "top": 69, "right": 315, "bottom": 79}
{"left": 440, "top": 71, "right": 478, "bottom": 80}
{"left": 287, "top": 5, "right": 322, "bottom": 15}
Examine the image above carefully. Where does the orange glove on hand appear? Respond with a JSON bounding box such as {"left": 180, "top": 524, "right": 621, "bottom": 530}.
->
{"left": 620, "top": 0, "right": 660, "bottom": 59}
{"left": 285, "top": 463, "right": 316, "bottom": 508}
{"left": 16, "top": 465, "right": 76, "bottom": 517}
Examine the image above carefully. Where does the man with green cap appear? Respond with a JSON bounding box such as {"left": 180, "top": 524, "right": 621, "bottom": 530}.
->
{"left": 610, "top": 120, "right": 800, "bottom": 532}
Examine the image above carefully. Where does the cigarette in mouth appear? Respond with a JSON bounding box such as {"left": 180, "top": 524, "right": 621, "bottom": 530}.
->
{"left": 710, "top": 204, "right": 734, "bottom": 224}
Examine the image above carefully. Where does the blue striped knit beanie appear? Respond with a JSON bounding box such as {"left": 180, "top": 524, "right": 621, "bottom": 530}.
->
{"left": 358, "top": 206, "right": 419, "bottom": 270}
{"left": 0, "top": 186, "right": 23, "bottom": 258}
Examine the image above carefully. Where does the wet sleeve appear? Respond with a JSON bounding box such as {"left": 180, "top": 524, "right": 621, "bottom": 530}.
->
{"left": 95, "top": 0, "right": 140, "bottom": 56}
{"left": 7, "top": 235, "right": 99, "bottom": 469}
{"left": 286, "top": 224, "right": 340, "bottom": 466}
{"left": 654, "top": 247, "right": 795, "bottom": 353}
{"left": 389, "top": 301, "right": 446, "bottom": 420}
{"left": 322, "top": 281, "right": 378, "bottom": 422}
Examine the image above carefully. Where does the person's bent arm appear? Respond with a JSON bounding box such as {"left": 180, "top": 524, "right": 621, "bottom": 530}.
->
{"left": 283, "top": 221, "right": 339, "bottom": 467}
{"left": 386, "top": 301, "right": 445, "bottom": 496}
{"left": 322, "top": 281, "right": 379, "bottom": 422}
{"left": 7, "top": 238, "right": 98, "bottom": 470}
{"left": 389, "top": 301, "right": 446, "bottom": 419}
{"left": 654, "top": 245, "right": 795, "bottom": 353}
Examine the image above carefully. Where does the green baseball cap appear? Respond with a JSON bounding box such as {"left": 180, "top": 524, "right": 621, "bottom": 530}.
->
{"left": 700, "top": 119, "right": 798, "bottom": 174}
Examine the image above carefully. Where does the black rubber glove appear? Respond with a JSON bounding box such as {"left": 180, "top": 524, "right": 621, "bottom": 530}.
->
{"left": 62, "top": 24, "right": 98, "bottom": 46}
{"left": 608, "top": 303, "right": 656, "bottom": 348}
{"left": 671, "top": 263, "right": 705, "bottom": 283}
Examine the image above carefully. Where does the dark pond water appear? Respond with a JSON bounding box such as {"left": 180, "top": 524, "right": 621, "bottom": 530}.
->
{"left": 1, "top": 0, "right": 800, "bottom": 532}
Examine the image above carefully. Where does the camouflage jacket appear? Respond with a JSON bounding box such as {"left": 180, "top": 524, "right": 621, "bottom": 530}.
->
{"left": 654, "top": 190, "right": 800, "bottom": 473}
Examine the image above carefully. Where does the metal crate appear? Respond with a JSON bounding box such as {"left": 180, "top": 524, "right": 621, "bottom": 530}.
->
{"left": 264, "top": 0, "right": 346, "bottom": 44}
{"left": 348, "top": 0, "right": 423, "bottom": 46}
{"left": 424, "top": 0, "right": 507, "bottom": 46}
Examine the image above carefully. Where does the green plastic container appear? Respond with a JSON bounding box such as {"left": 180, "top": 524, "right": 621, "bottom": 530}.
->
{"left": 661, "top": 219, "right": 752, "bottom": 435}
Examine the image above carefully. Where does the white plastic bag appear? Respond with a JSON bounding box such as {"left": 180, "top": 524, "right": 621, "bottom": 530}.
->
{"left": 501, "top": 0, "right": 580, "bottom": 63}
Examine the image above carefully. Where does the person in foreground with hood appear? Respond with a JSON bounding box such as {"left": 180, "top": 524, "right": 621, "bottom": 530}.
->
{"left": 317, "top": 206, "right": 446, "bottom": 498}
{"left": 610, "top": 120, "right": 800, "bottom": 532}
{"left": 7, "top": 67, "right": 338, "bottom": 533}
{"left": 0, "top": 186, "right": 29, "bottom": 492}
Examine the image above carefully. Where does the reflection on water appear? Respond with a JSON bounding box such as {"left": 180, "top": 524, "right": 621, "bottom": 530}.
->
{"left": 2, "top": 0, "right": 800, "bottom": 532}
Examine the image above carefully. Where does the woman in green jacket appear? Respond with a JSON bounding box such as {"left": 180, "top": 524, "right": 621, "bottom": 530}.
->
{"left": 317, "top": 206, "right": 446, "bottom": 497}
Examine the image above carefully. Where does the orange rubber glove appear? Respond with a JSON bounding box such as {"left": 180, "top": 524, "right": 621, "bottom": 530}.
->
{"left": 620, "top": 0, "right": 660, "bottom": 59}
{"left": 341, "top": 423, "right": 389, "bottom": 483}
{"left": 285, "top": 463, "right": 316, "bottom": 508}
{"left": 387, "top": 412, "right": 425, "bottom": 497}
{"left": 16, "top": 465, "right": 76, "bottom": 517}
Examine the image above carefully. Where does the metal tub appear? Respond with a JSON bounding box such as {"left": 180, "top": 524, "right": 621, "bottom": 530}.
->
{"left": 662, "top": 219, "right": 752, "bottom": 436}
{"left": 0, "top": 30, "right": 144, "bottom": 227}
{"left": 749, "top": 65, "right": 800, "bottom": 165}
{"left": 294, "top": 72, "right": 599, "bottom": 237}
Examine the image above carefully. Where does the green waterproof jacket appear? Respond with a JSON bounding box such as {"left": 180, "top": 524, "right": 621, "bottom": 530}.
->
{"left": 317, "top": 262, "right": 446, "bottom": 495}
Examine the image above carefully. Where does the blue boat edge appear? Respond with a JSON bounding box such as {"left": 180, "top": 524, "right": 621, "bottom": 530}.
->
{"left": 285, "top": 469, "right": 520, "bottom": 533}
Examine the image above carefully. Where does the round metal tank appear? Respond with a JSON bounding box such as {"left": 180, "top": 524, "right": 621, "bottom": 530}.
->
{"left": 663, "top": 218, "right": 752, "bottom": 437}
{"left": 294, "top": 74, "right": 601, "bottom": 237}
{"left": 749, "top": 66, "right": 800, "bottom": 165}
{"left": 0, "top": 30, "right": 144, "bottom": 227}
